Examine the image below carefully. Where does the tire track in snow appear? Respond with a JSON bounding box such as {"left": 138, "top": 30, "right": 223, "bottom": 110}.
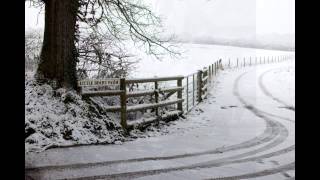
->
{"left": 229, "top": 70, "right": 295, "bottom": 179}
{"left": 25, "top": 118, "right": 280, "bottom": 173}
{"left": 285, "top": 177, "right": 295, "bottom": 180}
{"left": 205, "top": 162, "right": 295, "bottom": 180}
{"left": 27, "top": 128, "right": 290, "bottom": 180}
{"left": 62, "top": 145, "right": 295, "bottom": 180}
{"left": 258, "top": 110, "right": 295, "bottom": 123}
{"left": 258, "top": 68, "right": 295, "bottom": 111}
{"left": 234, "top": 71, "right": 295, "bottom": 123}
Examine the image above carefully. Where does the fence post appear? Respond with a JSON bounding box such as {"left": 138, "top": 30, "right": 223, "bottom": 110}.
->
{"left": 213, "top": 62, "right": 217, "bottom": 75}
{"left": 213, "top": 63, "right": 215, "bottom": 75}
{"left": 216, "top": 62, "right": 218, "bottom": 74}
{"left": 243, "top": 57, "right": 246, "bottom": 67}
{"left": 237, "top": 58, "right": 239, "bottom": 67}
{"left": 197, "top": 70, "right": 203, "bottom": 103}
{"left": 260, "top": 57, "right": 261, "bottom": 64}
{"left": 212, "top": 64, "right": 214, "bottom": 75}
{"left": 177, "top": 78, "right": 183, "bottom": 113}
{"left": 154, "top": 81, "right": 159, "bottom": 116}
{"left": 212, "top": 64, "right": 214, "bottom": 81}
{"left": 250, "top": 57, "right": 251, "bottom": 66}
{"left": 228, "top": 58, "right": 231, "bottom": 68}
{"left": 208, "top": 65, "right": 211, "bottom": 83}
{"left": 120, "top": 78, "right": 127, "bottom": 130}
{"left": 255, "top": 57, "right": 257, "bottom": 65}
{"left": 264, "top": 56, "right": 266, "bottom": 64}
{"left": 186, "top": 76, "right": 189, "bottom": 112}
{"left": 216, "top": 61, "right": 218, "bottom": 74}
{"left": 193, "top": 73, "right": 195, "bottom": 106}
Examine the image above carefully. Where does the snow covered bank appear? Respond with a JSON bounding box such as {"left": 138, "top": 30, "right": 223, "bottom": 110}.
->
{"left": 25, "top": 72, "right": 126, "bottom": 153}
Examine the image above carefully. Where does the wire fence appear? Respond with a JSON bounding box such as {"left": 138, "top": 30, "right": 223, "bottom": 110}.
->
{"left": 181, "top": 54, "right": 295, "bottom": 115}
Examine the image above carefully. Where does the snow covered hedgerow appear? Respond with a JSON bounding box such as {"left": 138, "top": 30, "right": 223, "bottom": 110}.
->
{"left": 25, "top": 73, "right": 125, "bottom": 153}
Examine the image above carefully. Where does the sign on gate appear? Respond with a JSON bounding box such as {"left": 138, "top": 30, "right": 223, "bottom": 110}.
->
{"left": 78, "top": 78, "right": 120, "bottom": 87}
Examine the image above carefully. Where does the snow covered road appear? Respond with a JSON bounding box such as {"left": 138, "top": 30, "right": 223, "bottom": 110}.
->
{"left": 25, "top": 59, "right": 295, "bottom": 180}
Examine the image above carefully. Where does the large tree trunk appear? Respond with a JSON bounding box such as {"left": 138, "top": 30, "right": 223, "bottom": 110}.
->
{"left": 37, "top": 0, "right": 79, "bottom": 90}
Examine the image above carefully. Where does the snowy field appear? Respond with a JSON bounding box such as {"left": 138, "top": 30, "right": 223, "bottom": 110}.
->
{"left": 25, "top": 44, "right": 295, "bottom": 179}
{"left": 130, "top": 43, "right": 294, "bottom": 78}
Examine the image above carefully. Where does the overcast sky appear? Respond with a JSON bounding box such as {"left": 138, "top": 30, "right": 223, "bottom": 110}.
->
{"left": 25, "top": 0, "right": 295, "bottom": 39}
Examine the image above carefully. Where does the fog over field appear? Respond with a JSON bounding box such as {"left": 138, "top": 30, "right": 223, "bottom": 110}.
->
{"left": 150, "top": 0, "right": 294, "bottom": 50}
{"left": 25, "top": 0, "right": 295, "bottom": 50}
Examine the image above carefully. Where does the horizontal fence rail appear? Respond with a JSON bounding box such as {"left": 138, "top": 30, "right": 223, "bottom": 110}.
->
{"left": 79, "top": 55, "right": 294, "bottom": 130}
{"left": 79, "top": 76, "right": 185, "bottom": 130}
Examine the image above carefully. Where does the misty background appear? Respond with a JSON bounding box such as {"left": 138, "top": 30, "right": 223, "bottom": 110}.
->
{"left": 25, "top": 0, "right": 295, "bottom": 51}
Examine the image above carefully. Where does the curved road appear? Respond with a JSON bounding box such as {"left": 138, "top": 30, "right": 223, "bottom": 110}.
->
{"left": 25, "top": 59, "right": 295, "bottom": 180}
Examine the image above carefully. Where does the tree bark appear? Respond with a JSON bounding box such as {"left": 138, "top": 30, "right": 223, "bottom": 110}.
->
{"left": 36, "top": 0, "right": 79, "bottom": 90}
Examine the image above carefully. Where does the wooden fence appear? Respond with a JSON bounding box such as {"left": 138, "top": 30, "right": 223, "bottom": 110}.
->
{"left": 79, "top": 76, "right": 185, "bottom": 130}
{"left": 79, "top": 55, "right": 294, "bottom": 131}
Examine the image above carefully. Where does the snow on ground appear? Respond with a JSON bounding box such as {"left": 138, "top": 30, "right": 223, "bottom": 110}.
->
{"left": 130, "top": 43, "right": 294, "bottom": 78}
{"left": 258, "top": 62, "right": 295, "bottom": 107}
{"left": 25, "top": 55, "right": 295, "bottom": 179}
